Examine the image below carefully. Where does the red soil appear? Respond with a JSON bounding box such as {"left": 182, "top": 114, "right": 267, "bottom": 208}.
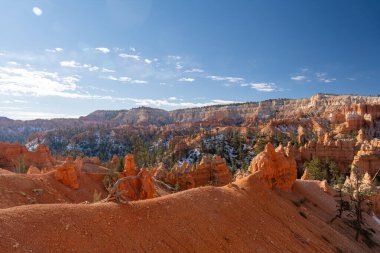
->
{"left": 0, "top": 171, "right": 107, "bottom": 209}
{"left": 0, "top": 175, "right": 378, "bottom": 252}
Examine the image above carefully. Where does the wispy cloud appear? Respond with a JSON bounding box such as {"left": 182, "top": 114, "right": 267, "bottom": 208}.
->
{"left": 60, "top": 61, "right": 90, "bottom": 68}
{"left": 60, "top": 61, "right": 100, "bottom": 72}
{"left": 105, "top": 75, "right": 147, "bottom": 84}
{"left": 1, "top": 99, "right": 28, "bottom": 104}
{"left": 178, "top": 77, "right": 195, "bottom": 82}
{"left": 168, "top": 55, "right": 182, "bottom": 60}
{"left": 95, "top": 47, "right": 110, "bottom": 54}
{"left": 32, "top": 7, "right": 42, "bottom": 16}
{"left": 119, "top": 53, "right": 140, "bottom": 61}
{"left": 101, "top": 68, "right": 115, "bottom": 73}
{"left": 0, "top": 66, "right": 81, "bottom": 98}
{"left": 207, "top": 75, "right": 244, "bottom": 83}
{"left": 144, "top": 59, "right": 152, "bottom": 64}
{"left": 45, "top": 48, "right": 64, "bottom": 53}
{"left": 126, "top": 98, "right": 239, "bottom": 108}
{"left": 243, "top": 82, "right": 278, "bottom": 92}
{"left": 184, "top": 68, "right": 204, "bottom": 73}
{"left": 0, "top": 110, "right": 81, "bottom": 120}
{"left": 316, "top": 72, "right": 336, "bottom": 83}
{"left": 7, "top": 61, "right": 19, "bottom": 66}
{"left": 290, "top": 75, "right": 306, "bottom": 81}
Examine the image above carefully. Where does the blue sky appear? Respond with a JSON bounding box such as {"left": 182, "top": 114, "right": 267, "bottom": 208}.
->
{"left": 0, "top": 0, "right": 379, "bottom": 119}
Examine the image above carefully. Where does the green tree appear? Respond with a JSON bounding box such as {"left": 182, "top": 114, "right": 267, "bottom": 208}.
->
{"left": 343, "top": 166, "right": 376, "bottom": 241}
{"left": 303, "top": 158, "right": 327, "bottom": 181}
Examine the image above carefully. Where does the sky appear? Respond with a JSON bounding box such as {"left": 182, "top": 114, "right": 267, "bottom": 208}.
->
{"left": 0, "top": 0, "right": 379, "bottom": 120}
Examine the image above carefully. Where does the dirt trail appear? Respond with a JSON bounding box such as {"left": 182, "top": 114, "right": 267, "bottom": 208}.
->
{"left": 0, "top": 175, "right": 378, "bottom": 253}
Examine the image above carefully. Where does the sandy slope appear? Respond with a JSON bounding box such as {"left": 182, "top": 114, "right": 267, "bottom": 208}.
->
{"left": 0, "top": 176, "right": 378, "bottom": 253}
{"left": 0, "top": 171, "right": 107, "bottom": 208}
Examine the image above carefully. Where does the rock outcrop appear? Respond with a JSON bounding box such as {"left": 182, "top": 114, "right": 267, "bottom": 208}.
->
{"left": 0, "top": 142, "right": 55, "bottom": 171}
{"left": 124, "top": 153, "right": 138, "bottom": 176}
{"left": 54, "top": 157, "right": 79, "bottom": 189}
{"left": 27, "top": 166, "right": 41, "bottom": 174}
{"left": 300, "top": 169, "right": 310, "bottom": 180}
{"left": 249, "top": 143, "right": 297, "bottom": 191}
{"left": 117, "top": 154, "right": 155, "bottom": 200}
{"left": 288, "top": 134, "right": 356, "bottom": 174}
{"left": 158, "top": 155, "right": 232, "bottom": 190}
{"left": 352, "top": 139, "right": 380, "bottom": 177}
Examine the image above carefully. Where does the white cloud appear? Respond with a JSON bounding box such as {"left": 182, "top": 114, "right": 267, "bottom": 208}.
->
{"left": 0, "top": 66, "right": 81, "bottom": 98}
{"left": 291, "top": 75, "right": 306, "bottom": 81}
{"left": 2, "top": 100, "right": 28, "bottom": 104}
{"left": 106, "top": 75, "right": 147, "bottom": 84}
{"left": 7, "top": 61, "right": 19, "bottom": 66}
{"left": 32, "top": 7, "right": 42, "bottom": 16}
{"left": 126, "top": 98, "right": 239, "bottom": 108}
{"left": 0, "top": 110, "right": 81, "bottom": 120}
{"left": 245, "top": 82, "right": 278, "bottom": 92}
{"left": 45, "top": 48, "right": 64, "bottom": 53}
{"left": 168, "top": 55, "right": 182, "bottom": 60}
{"left": 60, "top": 61, "right": 100, "bottom": 72}
{"left": 60, "top": 61, "right": 88, "bottom": 68}
{"left": 144, "top": 59, "right": 153, "bottom": 64}
{"left": 119, "top": 53, "right": 140, "bottom": 61}
{"left": 168, "top": 97, "right": 178, "bottom": 100}
{"left": 88, "top": 66, "right": 99, "bottom": 72}
{"left": 0, "top": 66, "right": 119, "bottom": 102}
{"left": 184, "top": 68, "right": 204, "bottom": 73}
{"left": 101, "top": 68, "right": 115, "bottom": 73}
{"left": 178, "top": 77, "right": 195, "bottom": 82}
{"left": 95, "top": 47, "right": 110, "bottom": 54}
{"left": 129, "top": 47, "right": 136, "bottom": 52}
{"left": 316, "top": 72, "right": 336, "bottom": 83}
{"left": 207, "top": 75, "right": 244, "bottom": 83}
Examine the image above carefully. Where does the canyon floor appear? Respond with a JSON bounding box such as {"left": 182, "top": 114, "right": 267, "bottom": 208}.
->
{"left": 0, "top": 173, "right": 379, "bottom": 253}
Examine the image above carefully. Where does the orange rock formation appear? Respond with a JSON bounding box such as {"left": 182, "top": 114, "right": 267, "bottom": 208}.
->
{"left": 249, "top": 143, "right": 297, "bottom": 191}
{"left": 0, "top": 142, "right": 55, "bottom": 171}
{"left": 54, "top": 157, "right": 79, "bottom": 189}
{"left": 27, "top": 165, "right": 41, "bottom": 174}
{"left": 117, "top": 154, "right": 155, "bottom": 200}
{"left": 288, "top": 134, "right": 356, "bottom": 174}
{"left": 124, "top": 153, "right": 138, "bottom": 176}
{"left": 352, "top": 139, "right": 380, "bottom": 177}
{"left": 157, "top": 155, "right": 232, "bottom": 190}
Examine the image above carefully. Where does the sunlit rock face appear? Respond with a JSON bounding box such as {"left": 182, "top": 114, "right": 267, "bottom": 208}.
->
{"left": 352, "top": 139, "right": 380, "bottom": 178}
{"left": 0, "top": 142, "right": 55, "bottom": 172}
{"left": 287, "top": 134, "right": 356, "bottom": 174}
{"left": 116, "top": 154, "right": 156, "bottom": 201}
{"left": 54, "top": 157, "right": 79, "bottom": 189}
{"left": 155, "top": 155, "right": 232, "bottom": 190}
{"left": 249, "top": 143, "right": 297, "bottom": 192}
